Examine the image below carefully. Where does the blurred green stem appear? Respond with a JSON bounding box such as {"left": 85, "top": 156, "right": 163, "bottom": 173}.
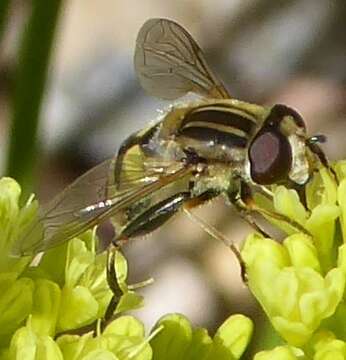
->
{"left": 6, "top": 0, "right": 63, "bottom": 198}
{"left": 0, "top": 0, "right": 11, "bottom": 44}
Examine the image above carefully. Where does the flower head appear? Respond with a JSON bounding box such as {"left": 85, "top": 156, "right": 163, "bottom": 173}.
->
{"left": 0, "top": 176, "right": 254, "bottom": 358}
{"left": 242, "top": 165, "right": 346, "bottom": 349}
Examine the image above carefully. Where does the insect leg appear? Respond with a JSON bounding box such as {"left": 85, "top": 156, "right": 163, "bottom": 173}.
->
{"left": 104, "top": 192, "right": 191, "bottom": 321}
{"left": 182, "top": 206, "right": 247, "bottom": 282}
{"left": 118, "top": 192, "right": 191, "bottom": 240}
{"left": 183, "top": 190, "right": 247, "bottom": 281}
{"left": 307, "top": 140, "right": 338, "bottom": 183}
{"left": 227, "top": 183, "right": 271, "bottom": 238}
{"left": 236, "top": 181, "right": 311, "bottom": 237}
{"left": 104, "top": 244, "right": 123, "bottom": 321}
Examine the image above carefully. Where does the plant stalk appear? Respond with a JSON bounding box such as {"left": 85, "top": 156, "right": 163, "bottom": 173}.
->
{"left": 6, "top": 0, "right": 63, "bottom": 198}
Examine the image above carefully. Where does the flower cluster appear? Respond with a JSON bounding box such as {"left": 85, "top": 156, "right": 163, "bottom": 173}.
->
{"left": 0, "top": 177, "right": 252, "bottom": 359}
{"left": 242, "top": 162, "right": 346, "bottom": 358}
{"left": 2, "top": 160, "right": 346, "bottom": 359}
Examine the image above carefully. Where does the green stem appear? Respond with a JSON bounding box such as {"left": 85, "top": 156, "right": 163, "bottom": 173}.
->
{"left": 0, "top": 0, "right": 11, "bottom": 44}
{"left": 6, "top": 0, "right": 63, "bottom": 198}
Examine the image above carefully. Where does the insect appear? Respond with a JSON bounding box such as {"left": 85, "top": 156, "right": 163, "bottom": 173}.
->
{"left": 13, "top": 18, "right": 331, "bottom": 321}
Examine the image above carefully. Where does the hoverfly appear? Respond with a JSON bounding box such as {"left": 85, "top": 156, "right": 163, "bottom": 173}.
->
{"left": 13, "top": 18, "right": 330, "bottom": 320}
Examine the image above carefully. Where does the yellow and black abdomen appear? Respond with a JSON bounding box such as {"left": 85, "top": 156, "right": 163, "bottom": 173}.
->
{"left": 174, "top": 103, "right": 261, "bottom": 163}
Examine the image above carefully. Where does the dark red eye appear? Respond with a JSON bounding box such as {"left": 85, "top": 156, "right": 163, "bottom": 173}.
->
{"left": 249, "top": 130, "right": 292, "bottom": 185}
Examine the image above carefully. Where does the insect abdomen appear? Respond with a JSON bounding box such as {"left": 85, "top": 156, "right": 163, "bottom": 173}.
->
{"left": 178, "top": 105, "right": 258, "bottom": 150}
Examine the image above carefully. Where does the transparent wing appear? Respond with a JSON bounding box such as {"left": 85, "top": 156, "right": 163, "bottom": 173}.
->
{"left": 12, "top": 156, "right": 193, "bottom": 256}
{"left": 12, "top": 159, "right": 112, "bottom": 256}
{"left": 134, "top": 18, "right": 230, "bottom": 100}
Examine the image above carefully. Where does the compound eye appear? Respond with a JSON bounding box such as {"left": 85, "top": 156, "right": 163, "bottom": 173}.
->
{"left": 249, "top": 130, "right": 292, "bottom": 185}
